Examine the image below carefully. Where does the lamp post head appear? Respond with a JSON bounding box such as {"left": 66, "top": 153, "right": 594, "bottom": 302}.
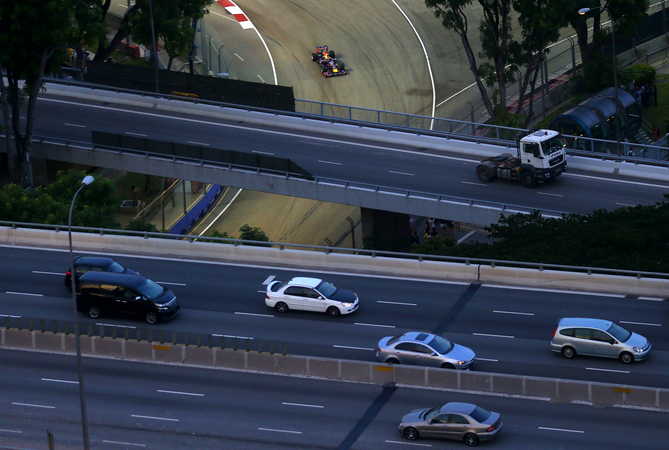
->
{"left": 81, "top": 175, "right": 94, "bottom": 186}
{"left": 578, "top": 7, "right": 591, "bottom": 14}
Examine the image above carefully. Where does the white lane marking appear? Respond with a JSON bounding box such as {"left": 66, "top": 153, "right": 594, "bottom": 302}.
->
{"left": 6, "top": 292, "right": 43, "bottom": 297}
{"left": 187, "top": 141, "right": 209, "bottom": 146}
{"left": 377, "top": 300, "right": 417, "bottom": 306}
{"left": 197, "top": 188, "right": 243, "bottom": 237}
{"left": 125, "top": 132, "right": 147, "bottom": 137}
{"left": 482, "top": 284, "right": 626, "bottom": 298}
{"left": 96, "top": 323, "right": 137, "bottom": 329}
{"left": 0, "top": 314, "right": 21, "bottom": 318}
{"left": 235, "top": 312, "right": 273, "bottom": 318}
{"left": 385, "top": 440, "right": 432, "bottom": 447}
{"left": 234, "top": 53, "right": 244, "bottom": 61}
{"left": 638, "top": 297, "right": 665, "bottom": 301}
{"left": 64, "top": 123, "right": 86, "bottom": 128}
{"left": 473, "top": 333, "right": 515, "bottom": 339}
{"left": 32, "top": 271, "right": 63, "bottom": 275}
{"left": 565, "top": 172, "right": 669, "bottom": 190}
{"left": 620, "top": 320, "right": 661, "bottom": 327}
{"left": 252, "top": 150, "right": 274, "bottom": 155}
{"left": 462, "top": 181, "right": 487, "bottom": 186}
{"left": 157, "top": 390, "right": 204, "bottom": 397}
{"left": 12, "top": 402, "right": 55, "bottom": 409}
{"left": 493, "top": 310, "right": 534, "bottom": 316}
{"left": 319, "top": 160, "right": 343, "bottom": 165}
{"left": 42, "top": 378, "right": 78, "bottom": 384}
{"left": 213, "top": 334, "right": 254, "bottom": 340}
{"left": 211, "top": 10, "right": 236, "bottom": 21}
{"left": 258, "top": 74, "right": 266, "bottom": 83}
{"left": 615, "top": 202, "right": 636, "bottom": 207}
{"left": 282, "top": 402, "right": 324, "bottom": 409}
{"left": 155, "top": 281, "right": 186, "bottom": 286}
{"left": 0, "top": 429, "right": 22, "bottom": 433}
{"left": 103, "top": 440, "right": 146, "bottom": 447}
{"left": 585, "top": 367, "right": 630, "bottom": 374}
{"left": 131, "top": 414, "right": 179, "bottom": 422}
{"left": 537, "top": 191, "right": 564, "bottom": 197}
{"left": 389, "top": 170, "right": 414, "bottom": 176}
{"left": 476, "top": 358, "right": 499, "bottom": 362}
{"left": 258, "top": 428, "right": 302, "bottom": 434}
{"left": 538, "top": 426, "right": 584, "bottom": 434}
{"left": 457, "top": 230, "right": 477, "bottom": 244}
{"left": 333, "top": 345, "right": 375, "bottom": 351}
{"left": 263, "top": 275, "right": 276, "bottom": 285}
{"left": 355, "top": 322, "right": 396, "bottom": 328}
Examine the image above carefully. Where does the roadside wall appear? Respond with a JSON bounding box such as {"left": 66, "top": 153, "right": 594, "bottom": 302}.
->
{"left": 2, "top": 327, "right": 666, "bottom": 410}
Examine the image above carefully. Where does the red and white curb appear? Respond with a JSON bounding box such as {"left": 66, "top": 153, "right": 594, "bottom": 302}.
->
{"left": 217, "top": 0, "right": 254, "bottom": 30}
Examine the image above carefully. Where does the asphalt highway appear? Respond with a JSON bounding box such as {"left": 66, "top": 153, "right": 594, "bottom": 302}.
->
{"left": 1, "top": 245, "right": 667, "bottom": 390}
{"left": 33, "top": 92, "right": 669, "bottom": 217}
{"left": 1, "top": 349, "right": 667, "bottom": 450}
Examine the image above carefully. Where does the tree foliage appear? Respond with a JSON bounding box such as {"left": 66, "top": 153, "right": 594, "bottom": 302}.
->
{"left": 414, "top": 197, "right": 669, "bottom": 272}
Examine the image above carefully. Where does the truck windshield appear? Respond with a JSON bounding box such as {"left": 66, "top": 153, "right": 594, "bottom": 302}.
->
{"left": 541, "top": 136, "right": 564, "bottom": 156}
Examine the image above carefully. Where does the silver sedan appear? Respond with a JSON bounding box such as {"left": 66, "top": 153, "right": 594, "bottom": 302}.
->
{"left": 399, "top": 402, "right": 502, "bottom": 446}
{"left": 377, "top": 331, "right": 475, "bottom": 370}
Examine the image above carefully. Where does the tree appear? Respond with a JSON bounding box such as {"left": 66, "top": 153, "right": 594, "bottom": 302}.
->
{"left": 93, "top": 0, "right": 213, "bottom": 69}
{"left": 0, "top": 0, "right": 105, "bottom": 186}
{"left": 239, "top": 224, "right": 270, "bottom": 246}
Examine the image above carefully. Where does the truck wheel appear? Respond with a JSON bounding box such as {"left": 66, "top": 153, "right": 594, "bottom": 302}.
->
{"left": 476, "top": 166, "right": 492, "bottom": 183}
{"left": 521, "top": 171, "right": 536, "bottom": 188}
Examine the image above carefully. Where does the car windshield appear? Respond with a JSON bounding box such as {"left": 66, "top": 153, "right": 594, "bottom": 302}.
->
{"left": 387, "top": 334, "right": 403, "bottom": 345}
{"left": 469, "top": 406, "right": 492, "bottom": 423}
{"left": 541, "top": 135, "right": 564, "bottom": 156}
{"left": 607, "top": 322, "right": 632, "bottom": 342}
{"left": 107, "top": 262, "right": 125, "bottom": 273}
{"left": 428, "top": 335, "right": 454, "bottom": 354}
{"left": 136, "top": 279, "right": 165, "bottom": 299}
{"left": 424, "top": 406, "right": 442, "bottom": 420}
{"left": 317, "top": 281, "right": 337, "bottom": 297}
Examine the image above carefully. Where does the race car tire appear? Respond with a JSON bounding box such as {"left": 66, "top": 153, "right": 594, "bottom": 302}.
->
{"left": 312, "top": 53, "right": 318, "bottom": 62}
{"left": 337, "top": 62, "right": 346, "bottom": 71}
{"left": 329, "top": 50, "right": 335, "bottom": 58}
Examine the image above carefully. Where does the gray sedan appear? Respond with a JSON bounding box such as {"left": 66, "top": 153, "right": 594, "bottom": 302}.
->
{"left": 377, "top": 331, "right": 475, "bottom": 369}
{"left": 399, "top": 402, "right": 502, "bottom": 446}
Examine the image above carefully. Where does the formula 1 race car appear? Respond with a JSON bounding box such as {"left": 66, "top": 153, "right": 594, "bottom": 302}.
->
{"left": 311, "top": 45, "right": 348, "bottom": 78}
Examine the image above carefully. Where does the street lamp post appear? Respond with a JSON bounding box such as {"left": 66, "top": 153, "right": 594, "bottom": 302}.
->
{"left": 69, "top": 174, "right": 94, "bottom": 450}
{"left": 579, "top": 6, "right": 621, "bottom": 155}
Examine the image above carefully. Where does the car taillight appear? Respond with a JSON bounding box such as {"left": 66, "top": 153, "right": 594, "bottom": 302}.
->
{"left": 66, "top": 270, "right": 71, "bottom": 276}
{"left": 552, "top": 326, "right": 558, "bottom": 338}
{"left": 486, "top": 425, "right": 495, "bottom": 432}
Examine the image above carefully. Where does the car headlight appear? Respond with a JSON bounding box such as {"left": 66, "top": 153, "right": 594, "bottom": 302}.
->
{"left": 633, "top": 346, "right": 643, "bottom": 353}
{"left": 458, "top": 360, "right": 467, "bottom": 365}
{"left": 156, "top": 303, "right": 170, "bottom": 311}
{"left": 341, "top": 302, "right": 352, "bottom": 307}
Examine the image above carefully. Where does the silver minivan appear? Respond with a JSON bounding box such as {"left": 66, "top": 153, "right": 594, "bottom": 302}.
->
{"left": 551, "top": 318, "right": 651, "bottom": 364}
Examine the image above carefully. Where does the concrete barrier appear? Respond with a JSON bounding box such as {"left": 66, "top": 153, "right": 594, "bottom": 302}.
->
{"left": 2, "top": 226, "right": 668, "bottom": 297}
{"left": 2, "top": 327, "right": 667, "bottom": 410}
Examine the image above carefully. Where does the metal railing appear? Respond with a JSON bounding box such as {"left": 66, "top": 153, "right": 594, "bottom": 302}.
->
{"left": 2, "top": 221, "right": 668, "bottom": 280}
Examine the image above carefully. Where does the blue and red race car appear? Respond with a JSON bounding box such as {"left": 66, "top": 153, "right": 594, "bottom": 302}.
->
{"left": 311, "top": 45, "right": 348, "bottom": 78}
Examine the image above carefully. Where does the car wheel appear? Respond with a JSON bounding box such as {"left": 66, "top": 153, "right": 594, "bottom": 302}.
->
{"left": 88, "top": 306, "right": 101, "bottom": 319}
{"left": 337, "top": 62, "right": 346, "bottom": 71}
{"left": 329, "top": 50, "right": 336, "bottom": 58}
{"left": 145, "top": 311, "right": 158, "bottom": 324}
{"left": 386, "top": 358, "right": 401, "bottom": 365}
{"left": 65, "top": 275, "right": 72, "bottom": 291}
{"left": 562, "top": 346, "right": 576, "bottom": 359}
{"left": 476, "top": 165, "right": 492, "bottom": 182}
{"left": 521, "top": 171, "right": 536, "bottom": 188}
{"left": 403, "top": 427, "right": 419, "bottom": 441}
{"left": 620, "top": 352, "right": 634, "bottom": 364}
{"left": 311, "top": 53, "right": 318, "bottom": 61}
{"left": 275, "top": 302, "right": 289, "bottom": 313}
{"left": 441, "top": 363, "right": 455, "bottom": 369}
{"left": 326, "top": 306, "right": 341, "bottom": 318}
{"left": 464, "top": 433, "right": 479, "bottom": 446}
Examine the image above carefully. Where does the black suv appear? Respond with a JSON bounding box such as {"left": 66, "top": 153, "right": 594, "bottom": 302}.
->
{"left": 65, "top": 256, "right": 138, "bottom": 291}
{"left": 76, "top": 272, "right": 179, "bottom": 324}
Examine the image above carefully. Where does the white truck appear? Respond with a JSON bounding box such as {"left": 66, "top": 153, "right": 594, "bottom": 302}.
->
{"left": 476, "top": 129, "right": 567, "bottom": 188}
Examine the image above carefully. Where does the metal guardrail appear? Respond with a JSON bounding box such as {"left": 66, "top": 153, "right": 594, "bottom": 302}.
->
{"left": 1, "top": 315, "right": 287, "bottom": 355}
{"left": 3, "top": 221, "right": 668, "bottom": 281}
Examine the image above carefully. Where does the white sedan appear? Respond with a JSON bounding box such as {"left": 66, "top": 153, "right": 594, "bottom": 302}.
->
{"left": 265, "top": 277, "right": 359, "bottom": 317}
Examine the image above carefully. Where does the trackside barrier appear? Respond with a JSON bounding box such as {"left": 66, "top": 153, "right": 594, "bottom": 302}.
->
{"left": 1, "top": 326, "right": 667, "bottom": 409}
{"left": 2, "top": 225, "right": 669, "bottom": 297}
